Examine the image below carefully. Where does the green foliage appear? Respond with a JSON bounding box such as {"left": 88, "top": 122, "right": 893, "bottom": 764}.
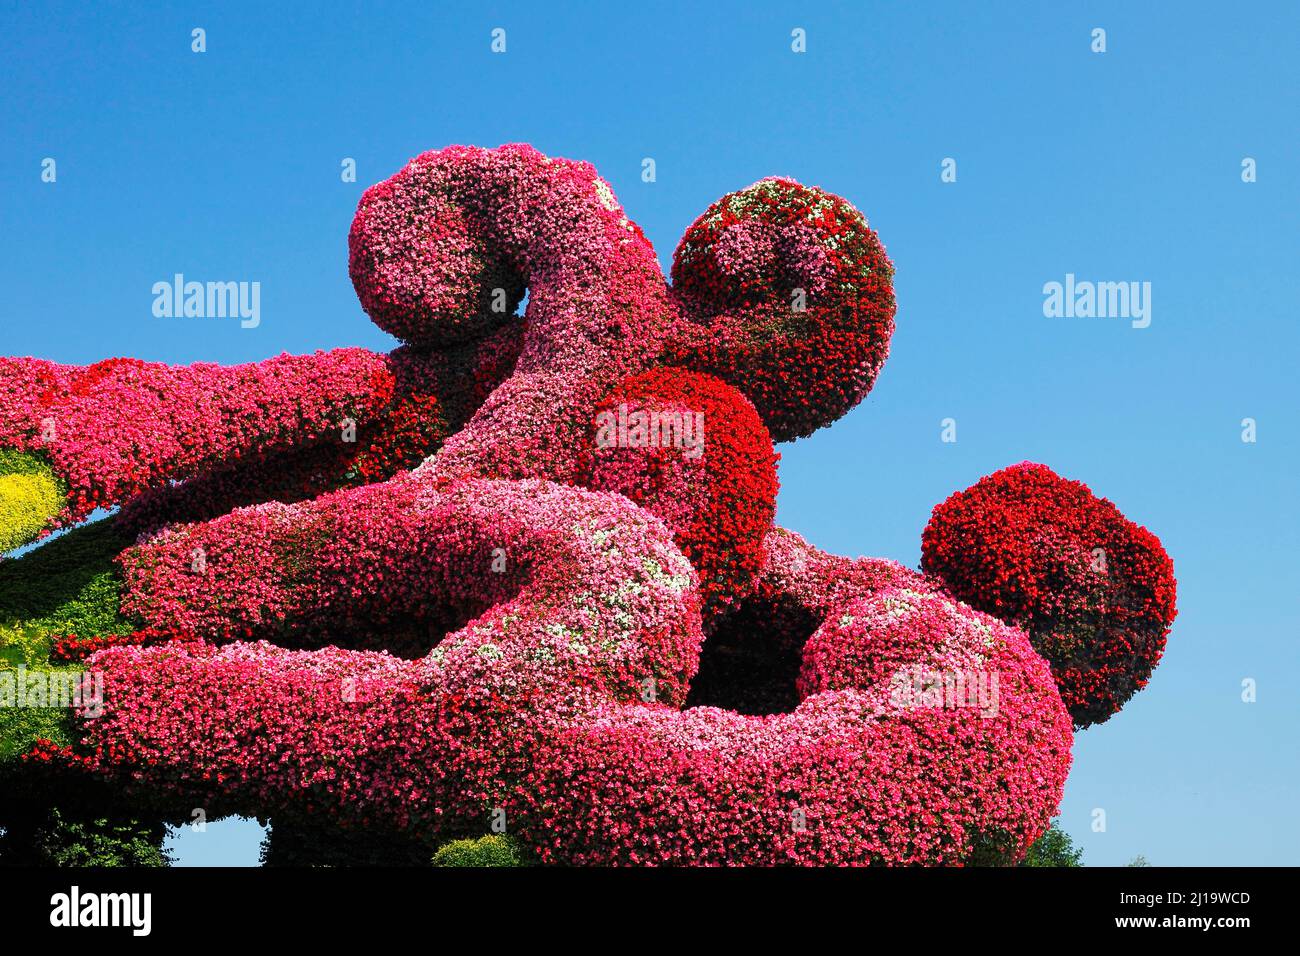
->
{"left": 1021, "top": 819, "right": 1084, "bottom": 867}
{"left": 0, "top": 618, "right": 81, "bottom": 762}
{"left": 0, "top": 623, "right": 53, "bottom": 668}
{"left": 0, "top": 688, "right": 77, "bottom": 761}
{"left": 1128, "top": 854, "right": 1151, "bottom": 867}
{"left": 432, "top": 834, "right": 527, "bottom": 867}
{"left": 0, "top": 617, "right": 84, "bottom": 763}
{"left": 0, "top": 808, "right": 171, "bottom": 867}
{"left": 0, "top": 449, "right": 54, "bottom": 477}
{"left": 0, "top": 516, "right": 133, "bottom": 640}
{"left": 0, "top": 510, "right": 163, "bottom": 869}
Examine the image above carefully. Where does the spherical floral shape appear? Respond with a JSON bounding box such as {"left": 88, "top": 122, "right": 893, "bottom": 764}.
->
{"left": 349, "top": 170, "right": 526, "bottom": 346}
{"left": 921, "top": 461, "right": 1177, "bottom": 727}
{"left": 668, "top": 178, "right": 896, "bottom": 442}
{"left": 579, "top": 368, "right": 779, "bottom": 619}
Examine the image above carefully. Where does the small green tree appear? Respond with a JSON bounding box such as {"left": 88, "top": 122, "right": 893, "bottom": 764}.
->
{"left": 1021, "top": 819, "right": 1083, "bottom": 867}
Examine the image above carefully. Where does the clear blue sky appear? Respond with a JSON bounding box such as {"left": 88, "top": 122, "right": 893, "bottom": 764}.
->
{"left": 3, "top": 1, "right": 1296, "bottom": 866}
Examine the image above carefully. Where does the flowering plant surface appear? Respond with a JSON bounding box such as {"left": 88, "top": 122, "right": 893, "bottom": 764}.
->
{"left": 0, "top": 144, "right": 1176, "bottom": 865}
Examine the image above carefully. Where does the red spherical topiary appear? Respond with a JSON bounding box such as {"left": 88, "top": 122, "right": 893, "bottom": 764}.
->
{"left": 578, "top": 368, "right": 779, "bottom": 619}
{"left": 668, "top": 177, "right": 896, "bottom": 442}
{"left": 920, "top": 462, "right": 1177, "bottom": 728}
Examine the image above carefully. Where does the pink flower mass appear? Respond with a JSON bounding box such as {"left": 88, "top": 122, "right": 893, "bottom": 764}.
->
{"left": 0, "top": 144, "right": 1176, "bottom": 865}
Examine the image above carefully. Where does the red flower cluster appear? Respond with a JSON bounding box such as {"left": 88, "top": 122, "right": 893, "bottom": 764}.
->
{"left": 84, "top": 479, "right": 705, "bottom": 829}
{"left": 353, "top": 145, "right": 679, "bottom": 489}
{"left": 579, "top": 368, "right": 779, "bottom": 619}
{"left": 514, "top": 529, "right": 1072, "bottom": 865}
{"left": 108, "top": 336, "right": 522, "bottom": 538}
{"left": 921, "top": 462, "right": 1178, "bottom": 727}
{"left": 49, "top": 628, "right": 196, "bottom": 665}
{"left": 1, "top": 324, "right": 525, "bottom": 544}
{"left": 19, "top": 739, "right": 92, "bottom": 772}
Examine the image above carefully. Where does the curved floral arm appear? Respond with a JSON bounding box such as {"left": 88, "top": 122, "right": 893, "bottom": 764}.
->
{"left": 0, "top": 350, "right": 394, "bottom": 543}
{"left": 81, "top": 518, "right": 1071, "bottom": 865}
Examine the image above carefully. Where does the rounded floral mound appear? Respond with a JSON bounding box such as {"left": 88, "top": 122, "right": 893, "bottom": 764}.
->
{"left": 921, "top": 462, "right": 1178, "bottom": 728}
{"left": 0, "top": 144, "right": 1177, "bottom": 866}
{"left": 668, "top": 178, "right": 896, "bottom": 442}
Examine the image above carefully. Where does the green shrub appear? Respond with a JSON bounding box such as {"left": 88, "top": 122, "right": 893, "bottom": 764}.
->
{"left": 0, "top": 622, "right": 53, "bottom": 668}
{"left": 0, "top": 690, "right": 77, "bottom": 762}
{"left": 0, "top": 623, "right": 82, "bottom": 761}
{"left": 432, "top": 834, "right": 527, "bottom": 867}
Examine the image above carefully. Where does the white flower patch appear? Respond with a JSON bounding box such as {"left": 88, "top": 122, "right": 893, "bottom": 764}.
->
{"left": 640, "top": 556, "right": 693, "bottom": 594}
{"left": 544, "top": 621, "right": 579, "bottom": 642}
{"left": 592, "top": 178, "right": 619, "bottom": 212}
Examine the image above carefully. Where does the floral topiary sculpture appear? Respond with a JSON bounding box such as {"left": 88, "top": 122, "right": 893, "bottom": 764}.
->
{"left": 0, "top": 145, "right": 1175, "bottom": 866}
